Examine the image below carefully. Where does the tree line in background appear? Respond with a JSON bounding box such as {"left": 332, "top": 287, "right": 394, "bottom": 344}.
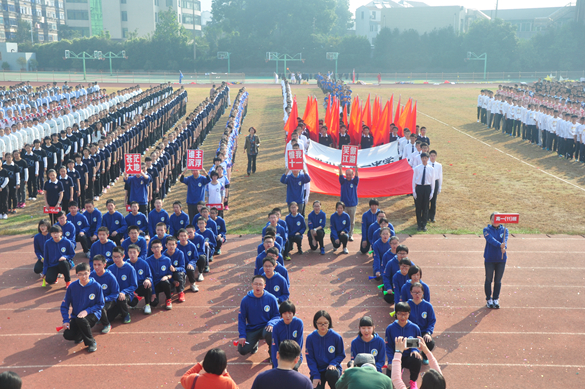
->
{"left": 13, "top": 1, "right": 585, "bottom": 74}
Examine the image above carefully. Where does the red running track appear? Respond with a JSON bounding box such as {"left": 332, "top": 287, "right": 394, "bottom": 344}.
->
{"left": 0, "top": 233, "right": 584, "bottom": 389}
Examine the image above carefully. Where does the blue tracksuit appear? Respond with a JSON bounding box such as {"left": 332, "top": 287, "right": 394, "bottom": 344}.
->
{"left": 285, "top": 213, "right": 306, "bottom": 237}
{"left": 483, "top": 224, "right": 508, "bottom": 262}
{"left": 169, "top": 211, "right": 190, "bottom": 236}
{"left": 164, "top": 249, "right": 186, "bottom": 273}
{"left": 43, "top": 237, "right": 76, "bottom": 275}
{"left": 271, "top": 316, "right": 304, "bottom": 367}
{"left": 385, "top": 320, "right": 421, "bottom": 357}
{"left": 212, "top": 216, "right": 227, "bottom": 240}
{"left": 55, "top": 221, "right": 76, "bottom": 243}
{"left": 372, "top": 225, "right": 396, "bottom": 243}
{"left": 146, "top": 254, "right": 172, "bottom": 286}
{"left": 237, "top": 290, "right": 280, "bottom": 338}
{"left": 367, "top": 222, "right": 379, "bottom": 244}
{"left": 361, "top": 209, "right": 378, "bottom": 243}
{"left": 255, "top": 252, "right": 284, "bottom": 275}
{"left": 180, "top": 174, "right": 211, "bottom": 204}
{"left": 330, "top": 212, "right": 350, "bottom": 241}
{"left": 407, "top": 299, "right": 436, "bottom": 335}
{"left": 102, "top": 211, "right": 128, "bottom": 237}
{"left": 197, "top": 229, "right": 216, "bottom": 251}
{"left": 109, "top": 262, "right": 138, "bottom": 297}
{"left": 83, "top": 208, "right": 102, "bottom": 237}
{"left": 372, "top": 238, "right": 391, "bottom": 276}
{"left": 90, "top": 269, "right": 120, "bottom": 303}
{"left": 202, "top": 217, "right": 218, "bottom": 236}
{"left": 89, "top": 239, "right": 117, "bottom": 269}
{"left": 121, "top": 236, "right": 148, "bottom": 261}
{"left": 259, "top": 263, "right": 289, "bottom": 285}
{"left": 129, "top": 258, "right": 152, "bottom": 285}
{"left": 307, "top": 210, "right": 327, "bottom": 234}
{"left": 350, "top": 333, "right": 387, "bottom": 372}
{"left": 392, "top": 271, "right": 410, "bottom": 304}
{"left": 177, "top": 241, "right": 198, "bottom": 266}
{"left": 148, "top": 234, "right": 170, "bottom": 256}
{"left": 305, "top": 329, "right": 346, "bottom": 379}
{"left": 148, "top": 209, "right": 170, "bottom": 237}
{"left": 264, "top": 272, "right": 290, "bottom": 303}
{"left": 401, "top": 280, "right": 431, "bottom": 303}
{"left": 67, "top": 212, "right": 89, "bottom": 236}
{"left": 60, "top": 278, "right": 104, "bottom": 323}
{"left": 127, "top": 175, "right": 151, "bottom": 205}
{"left": 339, "top": 176, "right": 359, "bottom": 207}
{"left": 280, "top": 173, "right": 311, "bottom": 204}
{"left": 189, "top": 235, "right": 205, "bottom": 257}
{"left": 256, "top": 241, "right": 282, "bottom": 256}
{"left": 34, "top": 232, "right": 51, "bottom": 260}
{"left": 125, "top": 212, "right": 148, "bottom": 237}
{"left": 383, "top": 257, "right": 415, "bottom": 292}
{"left": 262, "top": 223, "right": 287, "bottom": 244}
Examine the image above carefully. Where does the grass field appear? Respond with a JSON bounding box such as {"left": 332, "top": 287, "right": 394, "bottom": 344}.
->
{"left": 4, "top": 83, "right": 585, "bottom": 236}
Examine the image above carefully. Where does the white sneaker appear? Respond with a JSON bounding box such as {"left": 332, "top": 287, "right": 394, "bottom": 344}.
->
{"left": 196, "top": 273, "right": 204, "bottom": 282}
{"left": 190, "top": 283, "right": 199, "bottom": 292}
{"left": 477, "top": 119, "right": 480, "bottom": 123}
{"left": 2, "top": 214, "right": 7, "bottom": 219}
{"left": 342, "top": 248, "right": 349, "bottom": 254}
{"left": 32, "top": 197, "right": 37, "bottom": 201}
{"left": 143, "top": 304, "right": 152, "bottom": 314}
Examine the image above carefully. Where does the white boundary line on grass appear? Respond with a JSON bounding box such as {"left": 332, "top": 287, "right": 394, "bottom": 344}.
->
{"left": 417, "top": 110, "right": 585, "bottom": 193}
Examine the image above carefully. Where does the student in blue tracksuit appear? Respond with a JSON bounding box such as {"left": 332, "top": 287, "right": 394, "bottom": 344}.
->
{"left": 272, "top": 207, "right": 289, "bottom": 240}
{"left": 33, "top": 219, "right": 52, "bottom": 275}
{"left": 307, "top": 200, "right": 326, "bottom": 255}
{"left": 237, "top": 275, "right": 280, "bottom": 358}
{"left": 360, "top": 199, "right": 379, "bottom": 254}
{"left": 169, "top": 201, "right": 190, "bottom": 237}
{"left": 371, "top": 218, "right": 395, "bottom": 249}
{"left": 380, "top": 237, "right": 399, "bottom": 276}
{"left": 107, "top": 246, "right": 137, "bottom": 324}
{"left": 385, "top": 302, "right": 422, "bottom": 383}
{"left": 257, "top": 232, "right": 283, "bottom": 255}
{"left": 148, "top": 222, "right": 171, "bottom": 256}
{"left": 372, "top": 227, "right": 392, "bottom": 278}
{"left": 42, "top": 225, "right": 76, "bottom": 285}
{"left": 102, "top": 199, "right": 127, "bottom": 246}
{"left": 271, "top": 301, "right": 304, "bottom": 369}
{"left": 89, "top": 227, "right": 117, "bottom": 269}
{"left": 400, "top": 265, "right": 431, "bottom": 303}
{"left": 349, "top": 316, "right": 386, "bottom": 372}
{"left": 262, "top": 212, "right": 287, "bottom": 246}
{"left": 284, "top": 202, "right": 306, "bottom": 259}
{"left": 83, "top": 201, "right": 102, "bottom": 243}
{"left": 146, "top": 239, "right": 174, "bottom": 309}
{"left": 196, "top": 217, "right": 216, "bottom": 269}
{"left": 280, "top": 168, "right": 311, "bottom": 216}
{"left": 163, "top": 236, "right": 187, "bottom": 302}
{"left": 259, "top": 256, "right": 290, "bottom": 286}
{"left": 127, "top": 244, "right": 153, "bottom": 315}
{"left": 148, "top": 198, "right": 170, "bottom": 237}
{"left": 209, "top": 207, "right": 226, "bottom": 254}
{"left": 392, "top": 258, "right": 413, "bottom": 305}
{"left": 90, "top": 255, "right": 120, "bottom": 334}
{"left": 125, "top": 169, "right": 151, "bottom": 214}
{"left": 255, "top": 247, "right": 284, "bottom": 275}
{"left": 121, "top": 226, "right": 148, "bottom": 261}
{"left": 261, "top": 257, "right": 290, "bottom": 303}
{"left": 407, "top": 282, "right": 436, "bottom": 364}
{"left": 305, "top": 310, "right": 345, "bottom": 389}
{"left": 338, "top": 164, "right": 359, "bottom": 240}
{"left": 484, "top": 212, "right": 508, "bottom": 309}
{"left": 179, "top": 167, "right": 211, "bottom": 221}
{"left": 67, "top": 201, "right": 90, "bottom": 255}
{"left": 177, "top": 229, "right": 203, "bottom": 292}
{"left": 367, "top": 210, "right": 386, "bottom": 245}
{"left": 54, "top": 211, "right": 76, "bottom": 244}
{"left": 124, "top": 202, "right": 148, "bottom": 237}
{"left": 330, "top": 201, "right": 350, "bottom": 254}
{"left": 61, "top": 262, "right": 104, "bottom": 352}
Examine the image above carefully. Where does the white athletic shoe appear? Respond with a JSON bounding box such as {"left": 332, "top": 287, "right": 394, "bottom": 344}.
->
{"left": 32, "top": 197, "right": 37, "bottom": 201}
{"left": 342, "top": 248, "right": 349, "bottom": 254}
{"left": 2, "top": 214, "right": 7, "bottom": 219}
{"left": 196, "top": 273, "right": 204, "bottom": 282}
{"left": 190, "top": 283, "right": 199, "bottom": 292}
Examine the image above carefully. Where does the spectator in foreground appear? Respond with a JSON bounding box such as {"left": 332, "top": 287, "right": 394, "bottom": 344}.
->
{"left": 392, "top": 336, "right": 445, "bottom": 389}
{"left": 180, "top": 348, "right": 238, "bottom": 389}
{"left": 337, "top": 353, "right": 393, "bottom": 389}
{"left": 251, "top": 340, "right": 312, "bottom": 389}
{"left": 0, "top": 371, "right": 22, "bottom": 389}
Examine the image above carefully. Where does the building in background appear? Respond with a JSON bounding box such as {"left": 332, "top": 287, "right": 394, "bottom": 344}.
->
{"left": 355, "top": 1, "right": 488, "bottom": 46}
{"left": 482, "top": 4, "right": 577, "bottom": 39}
{"left": 0, "top": 0, "right": 65, "bottom": 43}
{"left": 0, "top": 42, "right": 36, "bottom": 70}
{"left": 64, "top": 0, "right": 202, "bottom": 40}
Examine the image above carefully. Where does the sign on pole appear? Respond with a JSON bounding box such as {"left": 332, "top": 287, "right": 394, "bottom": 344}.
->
{"left": 187, "top": 149, "right": 204, "bottom": 170}
{"left": 493, "top": 213, "right": 519, "bottom": 224}
{"left": 341, "top": 145, "right": 358, "bottom": 166}
{"left": 287, "top": 149, "right": 304, "bottom": 170}
{"left": 125, "top": 154, "right": 142, "bottom": 175}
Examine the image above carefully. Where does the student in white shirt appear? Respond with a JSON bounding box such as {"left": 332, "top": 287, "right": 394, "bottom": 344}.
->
{"left": 428, "top": 150, "right": 443, "bottom": 223}
{"left": 412, "top": 152, "right": 435, "bottom": 232}
{"left": 205, "top": 171, "right": 225, "bottom": 206}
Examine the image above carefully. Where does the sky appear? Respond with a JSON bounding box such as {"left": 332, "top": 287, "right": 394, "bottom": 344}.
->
{"left": 200, "top": 0, "right": 572, "bottom": 14}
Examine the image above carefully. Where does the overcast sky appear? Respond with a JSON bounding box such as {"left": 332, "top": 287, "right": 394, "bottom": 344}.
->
{"left": 200, "top": 0, "right": 572, "bottom": 14}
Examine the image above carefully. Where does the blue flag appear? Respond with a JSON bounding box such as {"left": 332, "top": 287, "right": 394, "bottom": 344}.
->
{"left": 179, "top": 71, "right": 184, "bottom": 84}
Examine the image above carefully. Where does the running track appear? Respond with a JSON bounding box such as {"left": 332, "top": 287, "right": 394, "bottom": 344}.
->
{"left": 0, "top": 234, "right": 583, "bottom": 388}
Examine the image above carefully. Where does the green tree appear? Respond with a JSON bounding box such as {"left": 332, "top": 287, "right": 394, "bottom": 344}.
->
{"left": 463, "top": 19, "right": 518, "bottom": 72}
{"left": 332, "top": 0, "right": 352, "bottom": 36}
{"left": 16, "top": 56, "right": 27, "bottom": 70}
{"left": 14, "top": 19, "right": 32, "bottom": 43}
{"left": 153, "top": 8, "right": 191, "bottom": 45}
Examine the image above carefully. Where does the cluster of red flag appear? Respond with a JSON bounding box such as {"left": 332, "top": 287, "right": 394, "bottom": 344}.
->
{"left": 285, "top": 94, "right": 418, "bottom": 148}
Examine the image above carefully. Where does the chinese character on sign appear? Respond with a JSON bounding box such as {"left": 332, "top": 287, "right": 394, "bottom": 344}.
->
{"left": 125, "top": 154, "right": 142, "bottom": 174}
{"left": 494, "top": 213, "right": 520, "bottom": 224}
{"left": 187, "top": 149, "right": 204, "bottom": 170}
{"left": 287, "top": 149, "right": 304, "bottom": 170}
{"left": 341, "top": 145, "right": 358, "bottom": 167}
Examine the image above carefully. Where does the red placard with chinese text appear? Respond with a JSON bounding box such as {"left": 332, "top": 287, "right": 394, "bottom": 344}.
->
{"left": 125, "top": 154, "right": 142, "bottom": 175}
{"left": 187, "top": 149, "right": 204, "bottom": 170}
{"left": 287, "top": 149, "right": 304, "bottom": 170}
{"left": 494, "top": 213, "right": 519, "bottom": 224}
{"left": 341, "top": 145, "right": 358, "bottom": 167}
{"left": 43, "top": 206, "right": 62, "bottom": 214}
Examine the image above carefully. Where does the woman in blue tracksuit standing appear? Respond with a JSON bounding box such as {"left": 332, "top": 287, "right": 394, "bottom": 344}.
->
{"left": 483, "top": 212, "right": 508, "bottom": 309}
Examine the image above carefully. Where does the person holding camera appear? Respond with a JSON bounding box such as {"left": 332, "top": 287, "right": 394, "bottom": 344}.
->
{"left": 336, "top": 353, "right": 393, "bottom": 389}
{"left": 384, "top": 302, "right": 421, "bottom": 387}
{"left": 392, "top": 336, "right": 445, "bottom": 389}
{"left": 483, "top": 212, "right": 509, "bottom": 309}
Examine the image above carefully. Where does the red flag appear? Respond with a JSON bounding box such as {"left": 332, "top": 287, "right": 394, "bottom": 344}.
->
{"left": 394, "top": 96, "right": 402, "bottom": 136}
{"left": 407, "top": 101, "right": 417, "bottom": 136}
{"left": 325, "top": 95, "right": 332, "bottom": 131}
{"left": 372, "top": 96, "right": 380, "bottom": 130}
{"left": 362, "top": 95, "right": 372, "bottom": 131}
{"left": 348, "top": 96, "right": 362, "bottom": 145}
{"left": 303, "top": 96, "right": 319, "bottom": 142}
{"left": 330, "top": 98, "right": 340, "bottom": 147}
{"left": 352, "top": 69, "right": 355, "bottom": 84}
{"left": 342, "top": 103, "right": 348, "bottom": 130}
{"left": 396, "top": 98, "right": 412, "bottom": 135}
{"left": 373, "top": 100, "right": 389, "bottom": 147}
{"left": 302, "top": 95, "right": 312, "bottom": 123}
{"left": 285, "top": 97, "right": 299, "bottom": 143}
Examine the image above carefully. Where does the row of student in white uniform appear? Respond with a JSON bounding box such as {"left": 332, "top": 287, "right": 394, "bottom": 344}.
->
{"left": 477, "top": 88, "right": 585, "bottom": 162}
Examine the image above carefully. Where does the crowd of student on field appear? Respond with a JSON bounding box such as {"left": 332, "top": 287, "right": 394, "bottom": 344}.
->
{"left": 477, "top": 80, "right": 585, "bottom": 162}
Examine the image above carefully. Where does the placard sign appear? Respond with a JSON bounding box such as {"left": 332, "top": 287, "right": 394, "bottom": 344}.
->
{"left": 341, "top": 145, "right": 358, "bottom": 167}
{"left": 206, "top": 203, "right": 224, "bottom": 211}
{"left": 494, "top": 213, "right": 519, "bottom": 224}
{"left": 187, "top": 149, "right": 204, "bottom": 170}
{"left": 287, "top": 149, "right": 304, "bottom": 170}
{"left": 125, "top": 154, "right": 142, "bottom": 175}
{"left": 44, "top": 206, "right": 62, "bottom": 214}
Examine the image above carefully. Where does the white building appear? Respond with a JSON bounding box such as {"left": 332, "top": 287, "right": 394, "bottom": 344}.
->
{"left": 65, "top": 0, "right": 202, "bottom": 40}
